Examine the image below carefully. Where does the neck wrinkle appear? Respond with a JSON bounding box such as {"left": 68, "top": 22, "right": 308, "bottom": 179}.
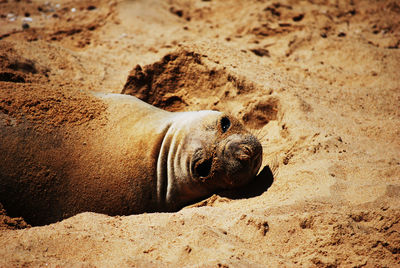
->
{"left": 166, "top": 128, "right": 179, "bottom": 206}
{"left": 156, "top": 123, "right": 173, "bottom": 209}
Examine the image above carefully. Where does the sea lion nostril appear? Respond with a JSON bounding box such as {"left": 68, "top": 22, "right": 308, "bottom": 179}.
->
{"left": 236, "top": 144, "right": 252, "bottom": 161}
{"left": 241, "top": 145, "right": 252, "bottom": 156}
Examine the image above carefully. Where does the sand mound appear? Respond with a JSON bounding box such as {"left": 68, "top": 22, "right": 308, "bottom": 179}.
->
{"left": 122, "top": 48, "right": 282, "bottom": 133}
{"left": 122, "top": 49, "right": 261, "bottom": 112}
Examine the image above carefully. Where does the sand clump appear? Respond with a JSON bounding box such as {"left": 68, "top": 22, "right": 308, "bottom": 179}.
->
{"left": 0, "top": 204, "right": 30, "bottom": 231}
{"left": 122, "top": 49, "right": 263, "bottom": 112}
{"left": 0, "top": 0, "right": 399, "bottom": 266}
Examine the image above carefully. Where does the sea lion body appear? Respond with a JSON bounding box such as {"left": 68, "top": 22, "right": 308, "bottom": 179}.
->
{"left": 0, "top": 93, "right": 262, "bottom": 225}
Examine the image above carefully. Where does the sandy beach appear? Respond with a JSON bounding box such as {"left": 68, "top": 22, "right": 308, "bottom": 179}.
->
{"left": 0, "top": 0, "right": 399, "bottom": 266}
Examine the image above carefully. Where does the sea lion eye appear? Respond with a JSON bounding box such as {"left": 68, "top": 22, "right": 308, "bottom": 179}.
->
{"left": 220, "top": 117, "right": 231, "bottom": 133}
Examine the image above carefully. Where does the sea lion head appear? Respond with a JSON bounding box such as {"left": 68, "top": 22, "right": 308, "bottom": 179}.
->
{"left": 185, "top": 111, "right": 263, "bottom": 189}
{"left": 160, "top": 110, "right": 262, "bottom": 208}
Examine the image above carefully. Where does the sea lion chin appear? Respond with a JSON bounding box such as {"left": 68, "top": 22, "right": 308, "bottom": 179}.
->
{"left": 0, "top": 93, "right": 262, "bottom": 225}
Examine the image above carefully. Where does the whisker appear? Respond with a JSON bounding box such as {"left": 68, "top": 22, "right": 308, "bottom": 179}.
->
{"left": 264, "top": 155, "right": 280, "bottom": 178}
{"left": 249, "top": 128, "right": 260, "bottom": 136}
{"left": 257, "top": 131, "right": 265, "bottom": 139}
{"left": 256, "top": 131, "right": 269, "bottom": 141}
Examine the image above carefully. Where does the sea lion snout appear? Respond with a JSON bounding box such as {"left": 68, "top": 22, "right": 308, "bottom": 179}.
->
{"left": 224, "top": 134, "right": 262, "bottom": 161}
{"left": 229, "top": 139, "right": 262, "bottom": 163}
{"left": 218, "top": 133, "right": 263, "bottom": 188}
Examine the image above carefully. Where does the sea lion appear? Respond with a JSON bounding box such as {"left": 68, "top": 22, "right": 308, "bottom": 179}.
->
{"left": 0, "top": 93, "right": 262, "bottom": 226}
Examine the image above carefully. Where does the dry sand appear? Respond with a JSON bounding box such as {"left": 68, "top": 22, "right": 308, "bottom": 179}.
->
{"left": 0, "top": 0, "right": 399, "bottom": 266}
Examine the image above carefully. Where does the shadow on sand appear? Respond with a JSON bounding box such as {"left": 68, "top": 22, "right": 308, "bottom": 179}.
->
{"left": 219, "top": 165, "right": 274, "bottom": 199}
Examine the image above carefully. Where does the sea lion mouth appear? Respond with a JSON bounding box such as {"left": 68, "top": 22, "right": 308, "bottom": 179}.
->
{"left": 191, "top": 149, "right": 213, "bottom": 179}
{"left": 194, "top": 157, "right": 213, "bottom": 178}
